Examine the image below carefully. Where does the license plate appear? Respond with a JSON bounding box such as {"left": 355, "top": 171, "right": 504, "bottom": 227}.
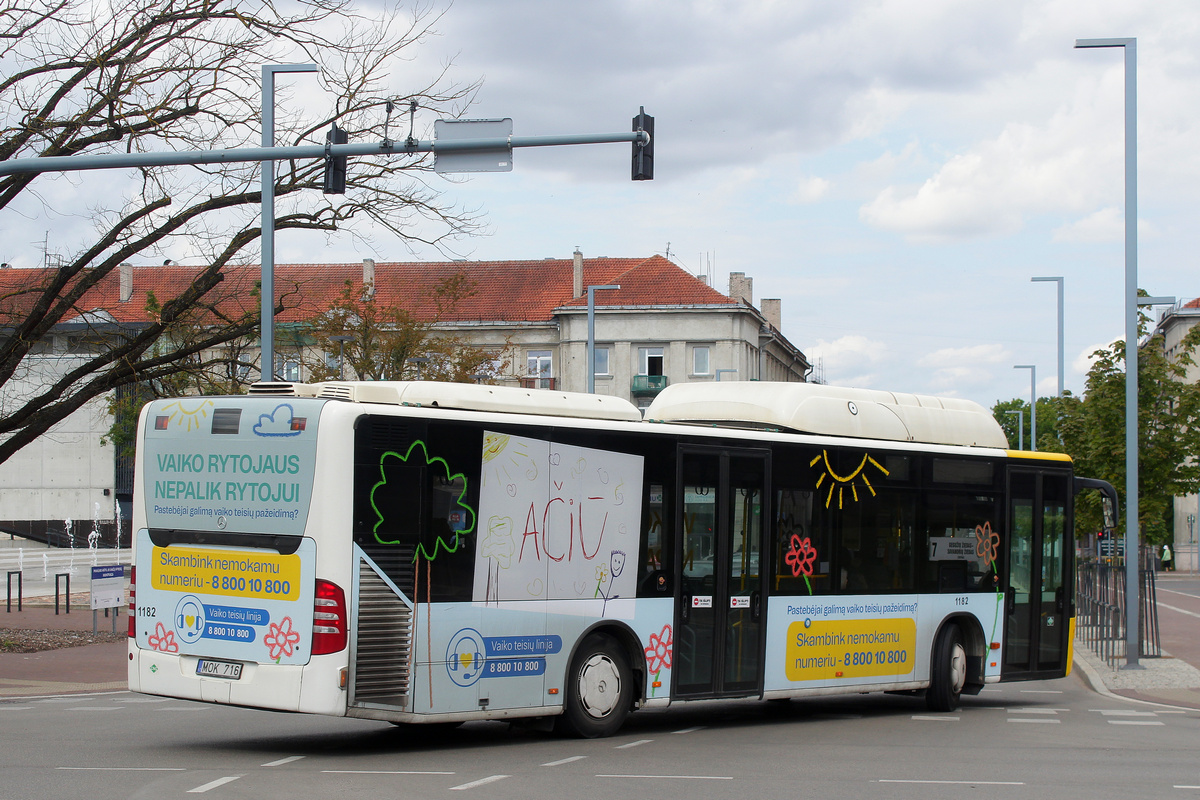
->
{"left": 196, "top": 658, "right": 243, "bottom": 680}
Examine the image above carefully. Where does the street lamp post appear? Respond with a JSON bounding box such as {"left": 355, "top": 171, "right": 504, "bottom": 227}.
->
{"left": 586, "top": 284, "right": 620, "bottom": 393}
{"left": 330, "top": 334, "right": 355, "bottom": 380}
{"left": 408, "top": 356, "right": 429, "bottom": 381}
{"left": 1076, "top": 36, "right": 1142, "bottom": 667}
{"left": 1032, "top": 277, "right": 1064, "bottom": 397}
{"left": 1014, "top": 365, "right": 1036, "bottom": 451}
{"left": 1005, "top": 409, "right": 1025, "bottom": 451}
{"left": 261, "top": 64, "right": 319, "bottom": 382}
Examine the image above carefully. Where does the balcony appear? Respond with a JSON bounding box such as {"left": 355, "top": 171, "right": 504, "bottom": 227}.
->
{"left": 520, "top": 376, "right": 557, "bottom": 390}
{"left": 631, "top": 374, "right": 668, "bottom": 396}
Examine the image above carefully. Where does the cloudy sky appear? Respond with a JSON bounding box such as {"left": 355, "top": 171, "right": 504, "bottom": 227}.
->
{"left": 377, "top": 0, "right": 1200, "bottom": 408}
{"left": 15, "top": 0, "right": 1200, "bottom": 409}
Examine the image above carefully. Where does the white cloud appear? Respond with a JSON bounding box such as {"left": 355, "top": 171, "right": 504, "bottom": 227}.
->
{"left": 806, "top": 335, "right": 888, "bottom": 387}
{"left": 1052, "top": 207, "right": 1123, "bottom": 243}
{"left": 1073, "top": 341, "right": 1117, "bottom": 375}
{"left": 916, "top": 343, "right": 1010, "bottom": 368}
{"left": 914, "top": 343, "right": 1012, "bottom": 394}
{"left": 790, "top": 176, "right": 831, "bottom": 204}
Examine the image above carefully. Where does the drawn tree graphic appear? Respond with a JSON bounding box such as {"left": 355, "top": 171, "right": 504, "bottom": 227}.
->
{"left": 371, "top": 440, "right": 476, "bottom": 561}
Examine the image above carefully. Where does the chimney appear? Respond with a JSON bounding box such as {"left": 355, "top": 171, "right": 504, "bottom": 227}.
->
{"left": 729, "top": 272, "right": 752, "bottom": 306}
{"left": 573, "top": 247, "right": 584, "bottom": 298}
{"left": 362, "top": 258, "right": 375, "bottom": 300}
{"left": 119, "top": 262, "right": 133, "bottom": 303}
{"left": 762, "top": 298, "right": 782, "bottom": 331}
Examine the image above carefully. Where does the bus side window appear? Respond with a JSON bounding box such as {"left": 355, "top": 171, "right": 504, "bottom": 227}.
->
{"left": 921, "top": 491, "right": 1001, "bottom": 592}
{"left": 774, "top": 488, "right": 827, "bottom": 595}
{"left": 639, "top": 482, "right": 671, "bottom": 596}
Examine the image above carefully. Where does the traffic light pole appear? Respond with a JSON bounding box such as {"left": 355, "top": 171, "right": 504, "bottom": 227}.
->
{"left": 0, "top": 132, "right": 650, "bottom": 177}
{"left": 1, "top": 124, "right": 651, "bottom": 379}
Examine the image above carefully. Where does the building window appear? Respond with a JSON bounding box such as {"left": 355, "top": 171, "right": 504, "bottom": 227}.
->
{"left": 525, "top": 350, "right": 554, "bottom": 389}
{"left": 594, "top": 347, "right": 610, "bottom": 376}
{"left": 692, "top": 346, "right": 710, "bottom": 375}
{"left": 275, "top": 354, "right": 301, "bottom": 383}
{"left": 638, "top": 346, "right": 664, "bottom": 376}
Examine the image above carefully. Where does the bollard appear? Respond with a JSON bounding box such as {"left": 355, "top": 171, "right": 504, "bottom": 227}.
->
{"left": 6, "top": 571, "right": 21, "bottom": 612}
{"left": 55, "top": 572, "right": 70, "bottom": 615}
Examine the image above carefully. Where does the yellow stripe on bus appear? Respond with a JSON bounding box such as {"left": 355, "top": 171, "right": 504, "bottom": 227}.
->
{"left": 1005, "top": 450, "right": 1072, "bottom": 463}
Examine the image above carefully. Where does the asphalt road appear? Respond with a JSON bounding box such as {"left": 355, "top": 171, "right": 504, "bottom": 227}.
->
{"left": 3, "top": 671, "right": 1198, "bottom": 800}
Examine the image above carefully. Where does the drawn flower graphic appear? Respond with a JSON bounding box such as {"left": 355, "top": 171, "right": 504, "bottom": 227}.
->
{"left": 644, "top": 624, "right": 673, "bottom": 673}
{"left": 148, "top": 621, "right": 178, "bottom": 653}
{"left": 264, "top": 617, "right": 301, "bottom": 661}
{"left": 785, "top": 535, "right": 817, "bottom": 577}
{"left": 976, "top": 522, "right": 1000, "bottom": 568}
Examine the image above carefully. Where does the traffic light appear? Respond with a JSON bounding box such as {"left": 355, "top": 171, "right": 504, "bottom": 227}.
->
{"left": 323, "top": 122, "right": 348, "bottom": 195}
{"left": 632, "top": 107, "right": 653, "bottom": 181}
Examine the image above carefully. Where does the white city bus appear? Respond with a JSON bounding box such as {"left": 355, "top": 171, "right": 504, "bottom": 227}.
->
{"left": 128, "top": 381, "right": 1113, "bottom": 736}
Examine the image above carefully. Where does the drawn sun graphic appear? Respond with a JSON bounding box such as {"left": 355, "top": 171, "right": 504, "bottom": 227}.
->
{"left": 160, "top": 399, "right": 214, "bottom": 432}
{"left": 481, "top": 432, "right": 537, "bottom": 488}
{"left": 810, "top": 449, "right": 889, "bottom": 509}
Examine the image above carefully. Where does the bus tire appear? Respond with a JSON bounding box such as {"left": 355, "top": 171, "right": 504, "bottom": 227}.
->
{"left": 557, "top": 633, "right": 632, "bottom": 738}
{"left": 926, "top": 624, "right": 966, "bottom": 712}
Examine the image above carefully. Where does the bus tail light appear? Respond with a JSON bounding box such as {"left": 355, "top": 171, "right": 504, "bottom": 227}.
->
{"left": 127, "top": 566, "right": 136, "bottom": 638}
{"left": 312, "top": 579, "right": 347, "bottom": 655}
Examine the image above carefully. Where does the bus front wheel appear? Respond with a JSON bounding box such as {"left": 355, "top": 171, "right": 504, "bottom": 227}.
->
{"left": 558, "top": 634, "right": 632, "bottom": 738}
{"left": 926, "top": 624, "right": 966, "bottom": 712}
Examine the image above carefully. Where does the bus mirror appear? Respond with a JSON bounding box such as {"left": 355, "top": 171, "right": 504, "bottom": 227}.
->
{"left": 1101, "top": 495, "right": 1116, "bottom": 535}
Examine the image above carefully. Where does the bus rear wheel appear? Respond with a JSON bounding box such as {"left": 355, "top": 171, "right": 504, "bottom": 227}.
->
{"left": 558, "top": 634, "right": 632, "bottom": 738}
{"left": 926, "top": 624, "right": 966, "bottom": 712}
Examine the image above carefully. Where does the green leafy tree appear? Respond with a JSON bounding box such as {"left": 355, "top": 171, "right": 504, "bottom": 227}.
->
{"left": 1056, "top": 309, "right": 1200, "bottom": 544}
{"left": 991, "top": 395, "right": 1067, "bottom": 452}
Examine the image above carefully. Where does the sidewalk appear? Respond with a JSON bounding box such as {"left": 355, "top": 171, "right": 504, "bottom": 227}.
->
{"left": 1, "top": 602, "right": 128, "bottom": 698}
{"left": 1, "top": 536, "right": 129, "bottom": 698}
{"left": 1072, "top": 640, "right": 1200, "bottom": 710}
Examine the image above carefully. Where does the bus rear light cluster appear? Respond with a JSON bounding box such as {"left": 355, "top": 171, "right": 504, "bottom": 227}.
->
{"left": 312, "top": 579, "right": 347, "bottom": 655}
{"left": 127, "top": 566, "right": 136, "bottom": 638}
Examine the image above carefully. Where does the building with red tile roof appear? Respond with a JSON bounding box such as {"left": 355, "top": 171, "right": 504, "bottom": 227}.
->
{"left": 0, "top": 253, "right": 808, "bottom": 541}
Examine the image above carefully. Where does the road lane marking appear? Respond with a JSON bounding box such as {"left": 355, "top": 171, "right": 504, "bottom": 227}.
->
{"left": 1157, "top": 601, "right": 1200, "bottom": 620}
{"left": 542, "top": 756, "right": 586, "bottom": 767}
{"left": 188, "top": 776, "right": 241, "bottom": 793}
{"left": 1095, "top": 710, "right": 1158, "bottom": 716}
{"left": 322, "top": 770, "right": 455, "bottom": 775}
{"left": 911, "top": 715, "right": 959, "bottom": 721}
{"left": 1006, "top": 708, "right": 1060, "bottom": 714}
{"left": 616, "top": 739, "right": 652, "bottom": 749}
{"left": 57, "top": 767, "right": 186, "bottom": 771}
{"left": 1020, "top": 689, "right": 1063, "bottom": 694}
{"left": 68, "top": 707, "right": 121, "bottom": 711}
{"left": 597, "top": 774, "right": 733, "bottom": 780}
{"left": 672, "top": 726, "right": 705, "bottom": 734}
{"left": 879, "top": 779, "right": 1024, "bottom": 785}
{"left": 1007, "top": 719, "right": 1060, "bottom": 723}
{"left": 0, "top": 706, "right": 33, "bottom": 711}
{"left": 1108, "top": 720, "right": 1165, "bottom": 726}
{"left": 449, "top": 775, "right": 509, "bottom": 790}
{"left": 262, "top": 756, "right": 305, "bottom": 767}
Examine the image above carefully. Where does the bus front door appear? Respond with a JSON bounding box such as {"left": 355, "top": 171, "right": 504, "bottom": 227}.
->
{"left": 1003, "top": 469, "right": 1071, "bottom": 679}
{"left": 675, "top": 449, "right": 768, "bottom": 698}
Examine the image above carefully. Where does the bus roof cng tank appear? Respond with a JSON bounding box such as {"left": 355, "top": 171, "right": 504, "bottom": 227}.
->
{"left": 644, "top": 382, "right": 1008, "bottom": 448}
{"left": 250, "top": 380, "right": 644, "bottom": 422}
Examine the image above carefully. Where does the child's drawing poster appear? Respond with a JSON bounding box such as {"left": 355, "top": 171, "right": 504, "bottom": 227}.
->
{"left": 473, "top": 431, "right": 643, "bottom": 602}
